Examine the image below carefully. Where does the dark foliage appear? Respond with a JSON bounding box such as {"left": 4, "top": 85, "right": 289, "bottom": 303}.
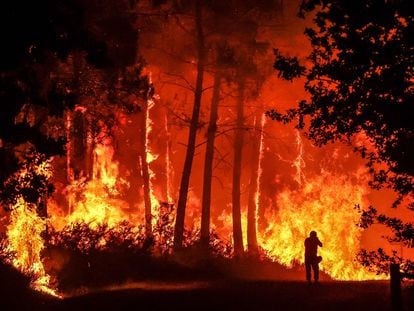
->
{"left": 44, "top": 222, "right": 147, "bottom": 255}
{"left": 268, "top": 0, "right": 414, "bottom": 273}
{"left": 1, "top": 149, "right": 53, "bottom": 214}
{"left": 41, "top": 218, "right": 233, "bottom": 292}
{"left": 357, "top": 204, "right": 414, "bottom": 278}
{"left": 39, "top": 203, "right": 233, "bottom": 291}
{"left": 0, "top": 0, "right": 146, "bottom": 205}
{"left": 270, "top": 1, "right": 414, "bottom": 190}
{"left": 357, "top": 248, "right": 414, "bottom": 278}
{"left": 359, "top": 206, "right": 414, "bottom": 247}
{"left": 1, "top": 0, "right": 98, "bottom": 165}
{"left": 273, "top": 49, "right": 306, "bottom": 81}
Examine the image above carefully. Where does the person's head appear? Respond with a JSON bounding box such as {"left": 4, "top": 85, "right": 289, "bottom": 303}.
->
{"left": 310, "top": 231, "right": 317, "bottom": 238}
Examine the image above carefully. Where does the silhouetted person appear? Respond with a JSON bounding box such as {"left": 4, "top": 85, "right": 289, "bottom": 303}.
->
{"left": 304, "top": 230, "right": 322, "bottom": 284}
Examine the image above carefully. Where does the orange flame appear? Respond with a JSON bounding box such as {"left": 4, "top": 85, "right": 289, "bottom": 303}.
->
{"left": 7, "top": 201, "right": 59, "bottom": 296}
{"left": 255, "top": 113, "right": 266, "bottom": 240}
{"left": 4, "top": 157, "right": 60, "bottom": 296}
{"left": 54, "top": 143, "right": 130, "bottom": 230}
{"left": 146, "top": 97, "right": 161, "bottom": 227}
{"left": 164, "top": 113, "right": 174, "bottom": 203}
{"left": 259, "top": 170, "right": 386, "bottom": 280}
{"left": 292, "top": 129, "right": 305, "bottom": 186}
{"left": 5, "top": 93, "right": 389, "bottom": 297}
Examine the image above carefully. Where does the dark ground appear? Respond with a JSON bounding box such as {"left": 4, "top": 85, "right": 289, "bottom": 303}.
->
{"left": 2, "top": 259, "right": 413, "bottom": 311}
{"left": 7, "top": 280, "right": 414, "bottom": 311}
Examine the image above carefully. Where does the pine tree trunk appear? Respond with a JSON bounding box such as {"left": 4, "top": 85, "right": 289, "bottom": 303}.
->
{"left": 139, "top": 99, "right": 152, "bottom": 237}
{"left": 200, "top": 70, "right": 221, "bottom": 247}
{"left": 247, "top": 116, "right": 260, "bottom": 254}
{"left": 69, "top": 51, "right": 87, "bottom": 181}
{"left": 71, "top": 109, "right": 87, "bottom": 180}
{"left": 163, "top": 105, "right": 173, "bottom": 203}
{"left": 232, "top": 79, "right": 245, "bottom": 257}
{"left": 174, "top": 0, "right": 206, "bottom": 249}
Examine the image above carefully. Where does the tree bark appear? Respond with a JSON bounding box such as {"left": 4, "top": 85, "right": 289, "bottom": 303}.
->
{"left": 138, "top": 98, "right": 153, "bottom": 237}
{"left": 164, "top": 105, "right": 173, "bottom": 203}
{"left": 247, "top": 115, "right": 261, "bottom": 254}
{"left": 232, "top": 79, "right": 245, "bottom": 257}
{"left": 71, "top": 109, "right": 87, "bottom": 180}
{"left": 200, "top": 70, "right": 221, "bottom": 247}
{"left": 69, "top": 51, "right": 88, "bottom": 182}
{"left": 174, "top": 0, "right": 206, "bottom": 249}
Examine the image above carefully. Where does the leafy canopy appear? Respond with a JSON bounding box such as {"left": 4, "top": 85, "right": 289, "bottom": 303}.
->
{"left": 269, "top": 0, "right": 414, "bottom": 199}
{"left": 268, "top": 0, "right": 413, "bottom": 275}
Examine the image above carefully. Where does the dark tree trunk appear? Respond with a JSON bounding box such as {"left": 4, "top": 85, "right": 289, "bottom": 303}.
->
{"left": 232, "top": 79, "right": 245, "bottom": 257}
{"left": 200, "top": 70, "right": 221, "bottom": 247}
{"left": 139, "top": 98, "right": 153, "bottom": 237}
{"left": 164, "top": 105, "right": 173, "bottom": 203}
{"left": 70, "top": 109, "right": 87, "bottom": 180}
{"left": 174, "top": 0, "right": 206, "bottom": 249}
{"left": 247, "top": 115, "right": 261, "bottom": 255}
{"left": 68, "top": 51, "right": 88, "bottom": 182}
{"left": 37, "top": 194, "right": 48, "bottom": 218}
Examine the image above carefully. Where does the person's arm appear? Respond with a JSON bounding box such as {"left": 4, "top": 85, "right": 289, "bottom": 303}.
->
{"left": 318, "top": 239, "right": 322, "bottom": 247}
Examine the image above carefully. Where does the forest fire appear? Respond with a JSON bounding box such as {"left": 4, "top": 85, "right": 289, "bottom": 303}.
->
{"left": 3, "top": 113, "right": 384, "bottom": 297}
{"left": 5, "top": 165, "right": 60, "bottom": 296}
{"left": 1, "top": 2, "right": 413, "bottom": 310}
{"left": 260, "top": 170, "right": 383, "bottom": 280}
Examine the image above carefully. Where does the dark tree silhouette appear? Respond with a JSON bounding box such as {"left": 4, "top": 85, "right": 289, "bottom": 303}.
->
{"left": 172, "top": 0, "right": 207, "bottom": 249}
{"left": 1, "top": 0, "right": 89, "bottom": 187}
{"left": 198, "top": 1, "right": 282, "bottom": 254}
{"left": 0, "top": 0, "right": 147, "bottom": 209}
{"left": 268, "top": 0, "right": 413, "bottom": 275}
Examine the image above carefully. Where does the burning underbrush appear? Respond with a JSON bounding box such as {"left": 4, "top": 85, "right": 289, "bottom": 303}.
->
{"left": 0, "top": 145, "right": 391, "bottom": 297}
{"left": 0, "top": 115, "right": 392, "bottom": 297}
{"left": 43, "top": 213, "right": 238, "bottom": 291}
{"left": 260, "top": 170, "right": 381, "bottom": 281}
{"left": 1, "top": 207, "right": 235, "bottom": 295}
{"left": 40, "top": 218, "right": 234, "bottom": 293}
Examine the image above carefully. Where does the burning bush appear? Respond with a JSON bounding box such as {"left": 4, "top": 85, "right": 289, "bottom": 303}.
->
{"left": 40, "top": 208, "right": 234, "bottom": 293}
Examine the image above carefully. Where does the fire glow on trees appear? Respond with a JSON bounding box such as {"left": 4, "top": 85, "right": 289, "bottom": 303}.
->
{"left": 260, "top": 170, "right": 377, "bottom": 280}
{"left": 3, "top": 98, "right": 384, "bottom": 297}
{"left": 4, "top": 0, "right": 411, "bottom": 298}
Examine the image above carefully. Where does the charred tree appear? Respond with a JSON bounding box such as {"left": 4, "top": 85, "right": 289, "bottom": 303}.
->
{"left": 68, "top": 52, "right": 89, "bottom": 182}
{"left": 246, "top": 115, "right": 261, "bottom": 255}
{"left": 163, "top": 104, "right": 174, "bottom": 203}
{"left": 173, "top": 0, "right": 206, "bottom": 249}
{"left": 138, "top": 98, "right": 153, "bottom": 237}
{"left": 70, "top": 109, "right": 88, "bottom": 180}
{"left": 200, "top": 69, "right": 222, "bottom": 248}
{"left": 232, "top": 78, "right": 246, "bottom": 257}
